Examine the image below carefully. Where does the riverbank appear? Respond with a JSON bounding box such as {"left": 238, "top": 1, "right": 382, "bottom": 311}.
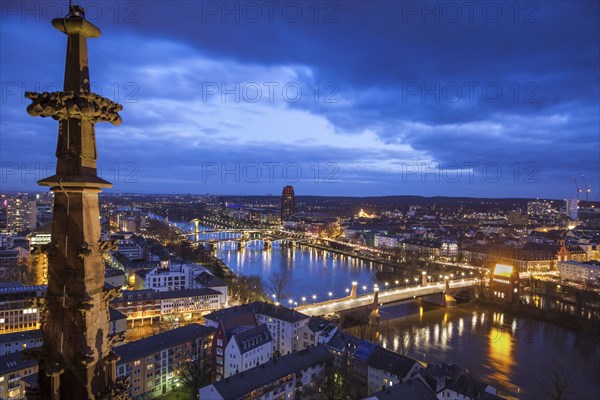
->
{"left": 473, "top": 298, "right": 600, "bottom": 334}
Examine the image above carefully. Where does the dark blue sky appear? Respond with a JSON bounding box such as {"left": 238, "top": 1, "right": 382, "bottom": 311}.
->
{"left": 1, "top": 1, "right": 598, "bottom": 199}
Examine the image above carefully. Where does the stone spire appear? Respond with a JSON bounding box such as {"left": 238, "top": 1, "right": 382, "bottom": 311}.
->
{"left": 25, "top": 5, "right": 126, "bottom": 399}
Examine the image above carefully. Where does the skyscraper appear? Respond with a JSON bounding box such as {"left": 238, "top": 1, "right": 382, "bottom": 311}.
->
{"left": 25, "top": 5, "right": 126, "bottom": 399}
{"left": 565, "top": 198, "right": 579, "bottom": 220}
{"left": 6, "top": 194, "right": 36, "bottom": 232}
{"left": 281, "top": 186, "right": 295, "bottom": 220}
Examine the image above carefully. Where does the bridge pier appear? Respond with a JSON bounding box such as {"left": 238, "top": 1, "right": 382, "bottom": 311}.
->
{"left": 349, "top": 281, "right": 358, "bottom": 299}
{"left": 422, "top": 293, "right": 457, "bottom": 308}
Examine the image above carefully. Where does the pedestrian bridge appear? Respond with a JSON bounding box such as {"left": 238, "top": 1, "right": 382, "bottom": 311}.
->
{"left": 295, "top": 278, "right": 480, "bottom": 317}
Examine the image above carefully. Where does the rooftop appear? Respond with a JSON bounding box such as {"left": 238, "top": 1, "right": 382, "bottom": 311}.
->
{"left": 367, "top": 346, "right": 419, "bottom": 378}
{"left": 114, "top": 323, "right": 215, "bottom": 364}
{"left": 0, "top": 351, "right": 37, "bottom": 375}
{"left": 367, "top": 377, "right": 437, "bottom": 400}
{"left": 205, "top": 345, "right": 333, "bottom": 399}
{"left": 0, "top": 329, "right": 42, "bottom": 344}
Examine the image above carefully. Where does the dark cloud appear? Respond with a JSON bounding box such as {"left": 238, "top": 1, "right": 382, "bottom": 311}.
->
{"left": 1, "top": 0, "right": 598, "bottom": 199}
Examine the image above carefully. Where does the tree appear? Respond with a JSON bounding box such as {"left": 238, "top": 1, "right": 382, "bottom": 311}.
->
{"left": 533, "top": 359, "right": 576, "bottom": 400}
{"left": 176, "top": 340, "right": 212, "bottom": 400}
{"left": 226, "top": 275, "right": 267, "bottom": 304}
{"left": 302, "top": 362, "right": 352, "bottom": 400}
{"left": 264, "top": 272, "right": 290, "bottom": 302}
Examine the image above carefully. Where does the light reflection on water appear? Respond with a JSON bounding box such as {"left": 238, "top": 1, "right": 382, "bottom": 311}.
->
{"left": 353, "top": 302, "right": 600, "bottom": 400}
{"left": 217, "top": 245, "right": 378, "bottom": 299}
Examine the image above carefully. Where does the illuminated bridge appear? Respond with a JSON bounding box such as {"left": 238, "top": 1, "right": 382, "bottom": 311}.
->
{"left": 295, "top": 278, "right": 480, "bottom": 317}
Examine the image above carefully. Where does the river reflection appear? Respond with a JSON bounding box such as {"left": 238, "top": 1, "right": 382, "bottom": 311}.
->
{"left": 218, "top": 245, "right": 379, "bottom": 299}
{"left": 351, "top": 301, "right": 600, "bottom": 400}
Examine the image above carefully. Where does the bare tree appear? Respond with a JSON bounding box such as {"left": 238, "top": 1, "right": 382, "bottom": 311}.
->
{"left": 265, "top": 272, "right": 290, "bottom": 302}
{"left": 175, "top": 340, "right": 212, "bottom": 400}
{"left": 533, "top": 359, "right": 576, "bottom": 400}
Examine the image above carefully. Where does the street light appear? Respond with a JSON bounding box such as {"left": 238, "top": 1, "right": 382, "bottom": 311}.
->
{"left": 312, "top": 294, "right": 317, "bottom": 304}
{"left": 384, "top": 282, "right": 389, "bottom": 291}
{"left": 328, "top": 292, "right": 333, "bottom": 299}
{"left": 362, "top": 285, "right": 367, "bottom": 294}
{"left": 301, "top": 296, "right": 306, "bottom": 304}
{"left": 394, "top": 280, "right": 399, "bottom": 288}
{"left": 345, "top": 288, "right": 350, "bottom": 295}
{"left": 405, "top": 279, "right": 409, "bottom": 287}
{"left": 288, "top": 299, "right": 293, "bottom": 307}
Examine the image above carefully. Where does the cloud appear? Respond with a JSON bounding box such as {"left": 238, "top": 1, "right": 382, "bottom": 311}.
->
{"left": 1, "top": 1, "right": 598, "bottom": 198}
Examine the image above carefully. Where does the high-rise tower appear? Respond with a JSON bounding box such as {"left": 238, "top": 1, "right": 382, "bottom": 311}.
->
{"left": 281, "top": 186, "right": 295, "bottom": 220}
{"left": 25, "top": 5, "right": 125, "bottom": 399}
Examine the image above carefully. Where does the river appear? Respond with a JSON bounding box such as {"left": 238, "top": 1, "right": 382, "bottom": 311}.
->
{"left": 350, "top": 301, "right": 600, "bottom": 400}
{"left": 218, "top": 244, "right": 599, "bottom": 400}
{"left": 167, "top": 218, "right": 600, "bottom": 399}
{"left": 217, "top": 244, "right": 380, "bottom": 301}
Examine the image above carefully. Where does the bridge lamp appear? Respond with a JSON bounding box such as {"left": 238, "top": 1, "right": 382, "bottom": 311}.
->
{"left": 345, "top": 288, "right": 350, "bottom": 294}
{"left": 302, "top": 296, "right": 306, "bottom": 304}
{"left": 362, "top": 285, "right": 367, "bottom": 294}
{"left": 312, "top": 294, "right": 317, "bottom": 303}
{"left": 328, "top": 292, "right": 333, "bottom": 299}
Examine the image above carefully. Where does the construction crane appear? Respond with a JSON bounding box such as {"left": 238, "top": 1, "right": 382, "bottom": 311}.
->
{"left": 572, "top": 176, "right": 582, "bottom": 200}
{"left": 582, "top": 175, "right": 591, "bottom": 202}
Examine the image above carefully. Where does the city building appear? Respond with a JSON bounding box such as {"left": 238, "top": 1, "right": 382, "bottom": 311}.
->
{"left": 558, "top": 260, "right": 600, "bottom": 285}
{"left": 527, "top": 200, "right": 554, "bottom": 216}
{"left": 281, "top": 185, "right": 295, "bottom": 221}
{"left": 105, "top": 267, "right": 127, "bottom": 289}
{"left": 193, "top": 271, "right": 228, "bottom": 299}
{"left": 208, "top": 308, "right": 259, "bottom": 381}
{"left": 5, "top": 194, "right": 35, "bottom": 232}
{"left": 0, "top": 283, "right": 43, "bottom": 334}
{"left": 0, "top": 351, "right": 38, "bottom": 400}
{"left": 364, "top": 377, "right": 437, "bottom": 400}
{"left": 366, "top": 346, "right": 423, "bottom": 394}
{"left": 110, "top": 288, "right": 225, "bottom": 327}
{"left": 135, "top": 267, "right": 186, "bottom": 291}
{"left": 0, "top": 250, "right": 19, "bottom": 278}
{"left": 134, "top": 262, "right": 213, "bottom": 292}
{"left": 115, "top": 323, "right": 215, "bottom": 399}
{"left": 297, "top": 316, "right": 338, "bottom": 350}
{"left": 223, "top": 324, "right": 272, "bottom": 378}
{"left": 199, "top": 345, "right": 334, "bottom": 400}
{"left": 374, "top": 234, "right": 401, "bottom": 249}
{"left": 0, "top": 330, "right": 43, "bottom": 356}
{"left": 418, "top": 362, "right": 503, "bottom": 400}
{"left": 204, "top": 302, "right": 310, "bottom": 358}
{"left": 489, "top": 263, "right": 520, "bottom": 303}
{"left": 565, "top": 198, "right": 579, "bottom": 220}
